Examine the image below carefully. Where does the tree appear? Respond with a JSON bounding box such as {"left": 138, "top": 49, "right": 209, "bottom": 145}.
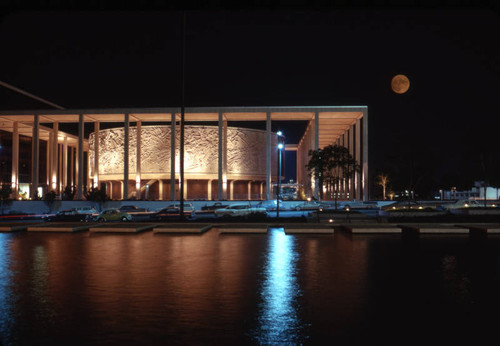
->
{"left": 376, "top": 173, "right": 389, "bottom": 200}
{"left": 306, "top": 147, "right": 329, "bottom": 200}
{"left": 43, "top": 190, "right": 57, "bottom": 212}
{"left": 85, "top": 187, "right": 109, "bottom": 211}
{"left": 0, "top": 185, "right": 12, "bottom": 215}
{"left": 62, "top": 185, "right": 75, "bottom": 200}
{"left": 306, "top": 144, "right": 360, "bottom": 209}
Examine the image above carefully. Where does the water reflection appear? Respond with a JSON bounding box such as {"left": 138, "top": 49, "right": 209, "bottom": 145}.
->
{"left": 441, "top": 255, "right": 472, "bottom": 308}
{"left": 254, "top": 228, "right": 304, "bottom": 343}
{"left": 0, "top": 234, "right": 14, "bottom": 344}
{"left": 2, "top": 230, "right": 500, "bottom": 344}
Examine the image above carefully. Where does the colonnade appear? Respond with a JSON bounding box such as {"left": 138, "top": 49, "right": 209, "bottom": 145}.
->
{"left": 11, "top": 112, "right": 283, "bottom": 201}
{"left": 296, "top": 112, "right": 367, "bottom": 201}
{"left": 4, "top": 107, "right": 368, "bottom": 201}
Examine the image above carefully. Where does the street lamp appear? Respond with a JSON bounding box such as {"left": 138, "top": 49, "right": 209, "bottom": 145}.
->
{"left": 277, "top": 132, "right": 284, "bottom": 218}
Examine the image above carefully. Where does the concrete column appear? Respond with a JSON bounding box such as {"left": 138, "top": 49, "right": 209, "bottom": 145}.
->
{"left": 247, "top": 181, "right": 252, "bottom": 200}
{"left": 58, "top": 143, "right": 63, "bottom": 193}
{"left": 362, "top": 109, "right": 369, "bottom": 201}
{"left": 314, "top": 112, "right": 319, "bottom": 150}
{"left": 31, "top": 114, "right": 39, "bottom": 199}
{"left": 77, "top": 114, "right": 84, "bottom": 200}
{"left": 349, "top": 125, "right": 354, "bottom": 199}
{"left": 93, "top": 121, "right": 100, "bottom": 189}
{"left": 355, "top": 119, "right": 361, "bottom": 201}
{"left": 11, "top": 122, "right": 19, "bottom": 199}
{"left": 218, "top": 112, "right": 223, "bottom": 200}
{"left": 223, "top": 117, "right": 228, "bottom": 200}
{"left": 296, "top": 143, "right": 301, "bottom": 189}
{"left": 158, "top": 179, "right": 163, "bottom": 200}
{"left": 207, "top": 179, "right": 212, "bottom": 201}
{"left": 123, "top": 113, "right": 129, "bottom": 200}
{"left": 229, "top": 180, "right": 234, "bottom": 201}
{"left": 86, "top": 150, "right": 91, "bottom": 190}
{"left": 70, "top": 146, "right": 74, "bottom": 188}
{"left": 108, "top": 181, "right": 113, "bottom": 200}
{"left": 136, "top": 120, "right": 142, "bottom": 199}
{"left": 340, "top": 134, "right": 344, "bottom": 198}
{"left": 63, "top": 137, "right": 68, "bottom": 189}
{"left": 266, "top": 112, "right": 271, "bottom": 200}
{"left": 170, "top": 113, "right": 176, "bottom": 201}
{"left": 47, "top": 132, "right": 52, "bottom": 187}
{"left": 313, "top": 112, "right": 319, "bottom": 199}
{"left": 51, "top": 122, "right": 58, "bottom": 192}
{"left": 217, "top": 114, "right": 228, "bottom": 200}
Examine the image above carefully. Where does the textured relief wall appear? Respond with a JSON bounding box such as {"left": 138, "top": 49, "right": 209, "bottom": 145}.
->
{"left": 89, "top": 125, "right": 275, "bottom": 178}
{"left": 227, "top": 128, "right": 277, "bottom": 176}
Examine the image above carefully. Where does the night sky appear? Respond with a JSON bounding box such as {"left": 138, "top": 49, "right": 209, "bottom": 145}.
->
{"left": 1, "top": 2, "right": 500, "bottom": 198}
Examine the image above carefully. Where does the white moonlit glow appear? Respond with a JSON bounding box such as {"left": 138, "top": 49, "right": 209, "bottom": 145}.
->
{"left": 254, "top": 228, "right": 304, "bottom": 343}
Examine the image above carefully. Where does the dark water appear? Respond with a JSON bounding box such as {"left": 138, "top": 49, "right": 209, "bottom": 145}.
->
{"left": 1, "top": 229, "right": 500, "bottom": 345}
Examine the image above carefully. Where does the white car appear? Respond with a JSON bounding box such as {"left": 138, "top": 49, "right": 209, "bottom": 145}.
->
{"left": 72, "top": 206, "right": 97, "bottom": 214}
{"left": 214, "top": 204, "right": 267, "bottom": 217}
{"left": 292, "top": 200, "right": 322, "bottom": 211}
{"left": 256, "top": 199, "right": 288, "bottom": 211}
{"left": 162, "top": 203, "right": 195, "bottom": 213}
{"left": 342, "top": 201, "right": 379, "bottom": 210}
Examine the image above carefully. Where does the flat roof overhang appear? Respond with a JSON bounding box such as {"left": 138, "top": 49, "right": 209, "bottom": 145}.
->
{"left": 0, "top": 106, "right": 366, "bottom": 146}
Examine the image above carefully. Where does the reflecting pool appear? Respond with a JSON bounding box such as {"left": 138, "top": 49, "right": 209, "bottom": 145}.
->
{"left": 1, "top": 229, "right": 500, "bottom": 345}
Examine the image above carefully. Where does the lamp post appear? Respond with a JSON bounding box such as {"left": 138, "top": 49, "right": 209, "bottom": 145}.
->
{"left": 277, "top": 131, "right": 284, "bottom": 218}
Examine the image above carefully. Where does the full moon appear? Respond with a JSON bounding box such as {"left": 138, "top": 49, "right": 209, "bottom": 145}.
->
{"left": 391, "top": 74, "right": 410, "bottom": 94}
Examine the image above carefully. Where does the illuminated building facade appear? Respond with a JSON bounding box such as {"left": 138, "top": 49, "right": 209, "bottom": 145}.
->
{"left": 0, "top": 106, "right": 368, "bottom": 201}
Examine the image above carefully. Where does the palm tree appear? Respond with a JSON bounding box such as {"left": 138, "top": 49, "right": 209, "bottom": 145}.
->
{"left": 377, "top": 173, "right": 389, "bottom": 200}
{"left": 307, "top": 144, "right": 360, "bottom": 209}
{"left": 306, "top": 147, "right": 328, "bottom": 200}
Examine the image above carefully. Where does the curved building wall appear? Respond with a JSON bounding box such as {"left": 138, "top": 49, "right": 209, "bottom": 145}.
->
{"left": 89, "top": 125, "right": 277, "bottom": 180}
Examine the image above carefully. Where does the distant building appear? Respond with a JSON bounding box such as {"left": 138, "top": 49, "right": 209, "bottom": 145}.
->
{"left": 0, "top": 106, "right": 368, "bottom": 201}
{"left": 441, "top": 181, "right": 500, "bottom": 200}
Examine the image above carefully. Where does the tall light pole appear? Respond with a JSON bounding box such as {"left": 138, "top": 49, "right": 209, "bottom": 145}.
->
{"left": 277, "top": 131, "right": 284, "bottom": 218}
{"left": 179, "top": 11, "right": 186, "bottom": 220}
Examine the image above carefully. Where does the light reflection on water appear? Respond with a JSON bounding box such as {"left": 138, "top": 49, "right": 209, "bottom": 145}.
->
{"left": 1, "top": 231, "right": 500, "bottom": 344}
{"left": 254, "top": 228, "right": 305, "bottom": 344}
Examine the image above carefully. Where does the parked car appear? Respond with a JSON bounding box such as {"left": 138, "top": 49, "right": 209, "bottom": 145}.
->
{"left": 214, "top": 204, "right": 267, "bottom": 218}
{"left": 72, "top": 206, "right": 97, "bottom": 214}
{"left": 256, "top": 199, "right": 287, "bottom": 211}
{"left": 190, "top": 210, "right": 217, "bottom": 220}
{"left": 201, "top": 202, "right": 229, "bottom": 211}
{"left": 381, "top": 200, "right": 435, "bottom": 211}
{"left": 441, "top": 199, "right": 482, "bottom": 210}
{"left": 319, "top": 202, "right": 345, "bottom": 211}
{"left": 293, "top": 200, "right": 322, "bottom": 211}
{"left": 150, "top": 207, "right": 192, "bottom": 221}
{"left": 119, "top": 205, "right": 148, "bottom": 212}
{"left": 162, "top": 203, "right": 195, "bottom": 214}
{"left": 342, "top": 201, "right": 379, "bottom": 210}
{"left": 91, "top": 208, "right": 132, "bottom": 222}
{"left": 44, "top": 209, "right": 89, "bottom": 222}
